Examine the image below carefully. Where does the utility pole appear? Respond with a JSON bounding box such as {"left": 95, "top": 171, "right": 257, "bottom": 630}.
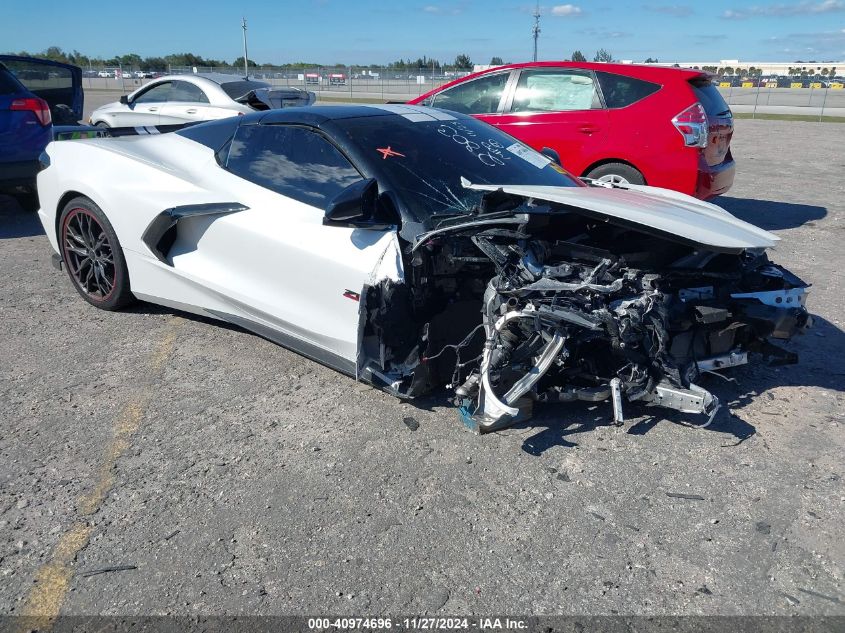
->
{"left": 241, "top": 17, "right": 250, "bottom": 78}
{"left": 532, "top": 2, "right": 541, "bottom": 62}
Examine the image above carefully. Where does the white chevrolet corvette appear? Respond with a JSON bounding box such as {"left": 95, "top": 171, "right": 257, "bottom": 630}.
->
{"left": 36, "top": 105, "right": 810, "bottom": 431}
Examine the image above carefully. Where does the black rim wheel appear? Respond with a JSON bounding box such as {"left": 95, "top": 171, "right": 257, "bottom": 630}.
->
{"left": 61, "top": 207, "right": 116, "bottom": 301}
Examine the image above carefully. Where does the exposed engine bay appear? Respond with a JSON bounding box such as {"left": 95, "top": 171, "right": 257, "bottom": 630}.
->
{"left": 360, "top": 191, "right": 811, "bottom": 432}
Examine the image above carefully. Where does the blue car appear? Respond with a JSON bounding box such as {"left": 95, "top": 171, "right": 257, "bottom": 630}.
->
{"left": 0, "top": 55, "right": 83, "bottom": 209}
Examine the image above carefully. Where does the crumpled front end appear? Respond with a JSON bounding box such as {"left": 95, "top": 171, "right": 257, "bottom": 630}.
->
{"left": 458, "top": 234, "right": 809, "bottom": 431}
{"left": 359, "top": 190, "right": 810, "bottom": 433}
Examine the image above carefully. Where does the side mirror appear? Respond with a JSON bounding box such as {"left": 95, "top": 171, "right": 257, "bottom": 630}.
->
{"left": 120, "top": 95, "right": 130, "bottom": 105}
{"left": 324, "top": 178, "right": 390, "bottom": 229}
{"left": 541, "top": 146, "right": 562, "bottom": 166}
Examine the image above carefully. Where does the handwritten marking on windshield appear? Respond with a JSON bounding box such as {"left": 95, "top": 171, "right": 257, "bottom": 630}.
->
{"left": 437, "top": 123, "right": 510, "bottom": 167}
{"left": 377, "top": 146, "right": 405, "bottom": 160}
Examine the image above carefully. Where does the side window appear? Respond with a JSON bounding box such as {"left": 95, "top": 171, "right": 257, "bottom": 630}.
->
{"left": 134, "top": 82, "right": 172, "bottom": 103}
{"left": 596, "top": 72, "right": 660, "bottom": 108}
{"left": 3, "top": 60, "right": 72, "bottom": 90}
{"left": 431, "top": 72, "right": 510, "bottom": 115}
{"left": 511, "top": 69, "right": 601, "bottom": 113}
{"left": 225, "top": 125, "right": 362, "bottom": 208}
{"left": 169, "top": 81, "right": 209, "bottom": 103}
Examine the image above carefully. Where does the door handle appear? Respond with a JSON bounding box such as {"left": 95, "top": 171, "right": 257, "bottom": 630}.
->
{"left": 186, "top": 109, "right": 197, "bottom": 114}
{"left": 148, "top": 107, "right": 158, "bottom": 112}
{"left": 578, "top": 125, "right": 599, "bottom": 134}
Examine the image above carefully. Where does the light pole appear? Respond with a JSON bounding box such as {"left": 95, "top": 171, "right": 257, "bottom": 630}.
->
{"left": 241, "top": 17, "right": 250, "bottom": 79}
{"left": 532, "top": 2, "right": 541, "bottom": 62}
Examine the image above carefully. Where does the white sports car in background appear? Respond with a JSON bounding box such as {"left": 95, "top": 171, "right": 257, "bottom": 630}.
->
{"left": 36, "top": 105, "right": 810, "bottom": 432}
{"left": 89, "top": 73, "right": 315, "bottom": 128}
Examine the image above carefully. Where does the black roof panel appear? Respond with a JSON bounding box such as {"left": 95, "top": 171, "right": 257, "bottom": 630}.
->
{"left": 256, "top": 105, "right": 400, "bottom": 126}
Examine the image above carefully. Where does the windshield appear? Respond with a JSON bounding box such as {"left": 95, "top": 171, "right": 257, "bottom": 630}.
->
{"left": 334, "top": 111, "right": 582, "bottom": 224}
{"left": 220, "top": 79, "right": 271, "bottom": 100}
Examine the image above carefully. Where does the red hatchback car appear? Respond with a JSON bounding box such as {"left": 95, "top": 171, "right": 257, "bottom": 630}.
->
{"left": 408, "top": 62, "right": 735, "bottom": 199}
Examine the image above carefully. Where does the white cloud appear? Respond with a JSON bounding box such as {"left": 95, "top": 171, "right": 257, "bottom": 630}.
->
{"left": 421, "top": 2, "right": 466, "bottom": 14}
{"left": 722, "top": 0, "right": 845, "bottom": 19}
{"left": 764, "top": 28, "right": 845, "bottom": 56}
{"left": 643, "top": 4, "right": 694, "bottom": 16}
{"left": 551, "top": 4, "right": 583, "bottom": 16}
{"left": 577, "top": 27, "right": 631, "bottom": 38}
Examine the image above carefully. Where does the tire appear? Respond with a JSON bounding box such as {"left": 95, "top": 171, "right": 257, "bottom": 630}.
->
{"left": 58, "top": 196, "right": 135, "bottom": 311}
{"left": 586, "top": 163, "right": 645, "bottom": 186}
{"left": 94, "top": 121, "right": 110, "bottom": 129}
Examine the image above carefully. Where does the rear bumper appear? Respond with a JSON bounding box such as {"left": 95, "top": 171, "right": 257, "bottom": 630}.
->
{"left": 696, "top": 155, "right": 735, "bottom": 200}
{"left": 0, "top": 160, "right": 39, "bottom": 188}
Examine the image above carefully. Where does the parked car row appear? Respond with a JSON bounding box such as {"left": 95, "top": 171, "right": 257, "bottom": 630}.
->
{"left": 4, "top": 59, "right": 737, "bottom": 211}
{"left": 713, "top": 75, "right": 844, "bottom": 88}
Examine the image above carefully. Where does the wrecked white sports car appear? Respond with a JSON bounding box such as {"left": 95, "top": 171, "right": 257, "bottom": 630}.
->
{"left": 36, "top": 105, "right": 810, "bottom": 431}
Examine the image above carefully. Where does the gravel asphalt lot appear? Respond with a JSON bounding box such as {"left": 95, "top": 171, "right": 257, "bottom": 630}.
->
{"left": 0, "top": 119, "right": 843, "bottom": 621}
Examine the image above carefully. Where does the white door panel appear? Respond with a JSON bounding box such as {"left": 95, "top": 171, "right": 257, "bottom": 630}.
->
{"left": 109, "top": 104, "right": 160, "bottom": 127}
{"left": 158, "top": 102, "right": 208, "bottom": 125}
{"left": 167, "top": 194, "right": 399, "bottom": 363}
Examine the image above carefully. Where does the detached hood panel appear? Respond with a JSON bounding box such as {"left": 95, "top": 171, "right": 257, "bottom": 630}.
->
{"left": 463, "top": 181, "right": 779, "bottom": 252}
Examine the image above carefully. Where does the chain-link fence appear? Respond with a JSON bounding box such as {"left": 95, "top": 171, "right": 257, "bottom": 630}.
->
{"left": 81, "top": 65, "right": 472, "bottom": 99}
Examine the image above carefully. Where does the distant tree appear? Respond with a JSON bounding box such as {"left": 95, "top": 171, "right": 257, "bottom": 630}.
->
{"left": 571, "top": 50, "right": 587, "bottom": 62}
{"left": 233, "top": 56, "right": 258, "bottom": 68}
{"left": 831, "top": 67, "right": 837, "bottom": 76}
{"left": 68, "top": 49, "right": 89, "bottom": 66}
{"left": 490, "top": 56, "right": 503, "bottom": 65}
{"left": 43, "top": 46, "right": 68, "bottom": 62}
{"left": 119, "top": 53, "right": 142, "bottom": 69}
{"left": 164, "top": 52, "right": 207, "bottom": 67}
{"left": 453, "top": 54, "right": 473, "bottom": 69}
{"left": 593, "top": 48, "right": 612, "bottom": 63}
{"left": 644, "top": 57, "right": 658, "bottom": 63}
{"left": 141, "top": 57, "right": 167, "bottom": 71}
{"left": 723, "top": 66, "right": 734, "bottom": 75}
{"left": 821, "top": 68, "right": 830, "bottom": 76}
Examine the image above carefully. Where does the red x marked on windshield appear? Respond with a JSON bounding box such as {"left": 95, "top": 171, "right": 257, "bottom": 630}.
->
{"left": 376, "top": 146, "right": 405, "bottom": 160}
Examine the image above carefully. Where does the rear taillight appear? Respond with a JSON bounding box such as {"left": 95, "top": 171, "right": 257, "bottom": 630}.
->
{"left": 10, "top": 97, "right": 52, "bottom": 126}
{"left": 672, "top": 102, "right": 708, "bottom": 148}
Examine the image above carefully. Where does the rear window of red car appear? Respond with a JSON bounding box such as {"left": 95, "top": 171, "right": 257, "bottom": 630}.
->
{"left": 691, "top": 80, "right": 731, "bottom": 117}
{"left": 595, "top": 71, "right": 660, "bottom": 108}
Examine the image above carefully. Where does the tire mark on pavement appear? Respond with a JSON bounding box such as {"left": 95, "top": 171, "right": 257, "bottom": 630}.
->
{"left": 16, "top": 316, "right": 183, "bottom": 630}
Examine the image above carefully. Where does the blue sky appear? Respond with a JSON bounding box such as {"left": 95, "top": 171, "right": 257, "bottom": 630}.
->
{"left": 3, "top": 0, "right": 845, "bottom": 64}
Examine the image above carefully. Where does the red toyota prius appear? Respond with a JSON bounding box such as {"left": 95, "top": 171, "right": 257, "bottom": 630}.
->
{"left": 408, "top": 62, "right": 735, "bottom": 199}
